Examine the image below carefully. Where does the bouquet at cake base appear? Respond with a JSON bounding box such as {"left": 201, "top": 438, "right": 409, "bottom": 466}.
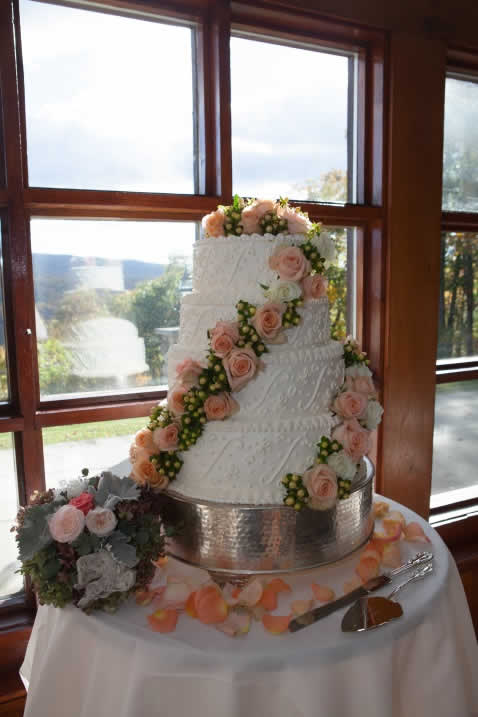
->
{"left": 12, "top": 471, "right": 167, "bottom": 613}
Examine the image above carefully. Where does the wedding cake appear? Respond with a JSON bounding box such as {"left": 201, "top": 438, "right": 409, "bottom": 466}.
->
{"left": 130, "top": 197, "right": 382, "bottom": 521}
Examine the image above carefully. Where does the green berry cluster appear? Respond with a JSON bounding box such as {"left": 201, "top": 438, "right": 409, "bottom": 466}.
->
{"left": 204, "top": 355, "right": 231, "bottom": 392}
{"left": 337, "top": 477, "right": 352, "bottom": 500}
{"left": 343, "top": 338, "right": 371, "bottom": 368}
{"left": 281, "top": 473, "right": 309, "bottom": 511}
{"left": 316, "top": 435, "right": 342, "bottom": 464}
{"left": 236, "top": 300, "right": 268, "bottom": 356}
{"left": 299, "top": 238, "right": 326, "bottom": 274}
{"left": 258, "top": 211, "right": 287, "bottom": 235}
{"left": 282, "top": 299, "right": 303, "bottom": 329}
{"left": 221, "top": 194, "right": 245, "bottom": 237}
{"left": 151, "top": 451, "right": 184, "bottom": 481}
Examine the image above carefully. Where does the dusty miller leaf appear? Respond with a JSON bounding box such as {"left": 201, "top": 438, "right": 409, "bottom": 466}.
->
{"left": 17, "top": 503, "right": 56, "bottom": 562}
{"left": 106, "top": 531, "right": 138, "bottom": 568}
{"left": 93, "top": 472, "right": 140, "bottom": 508}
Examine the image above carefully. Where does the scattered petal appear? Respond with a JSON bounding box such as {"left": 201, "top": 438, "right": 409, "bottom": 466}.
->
{"left": 267, "top": 578, "right": 292, "bottom": 594}
{"left": 373, "top": 501, "right": 390, "bottom": 518}
{"left": 381, "top": 542, "right": 402, "bottom": 568}
{"left": 365, "top": 539, "right": 385, "bottom": 557}
{"left": 152, "top": 555, "right": 169, "bottom": 568}
{"left": 360, "top": 547, "right": 382, "bottom": 565}
{"left": 258, "top": 586, "right": 278, "bottom": 611}
{"left": 403, "top": 521, "right": 431, "bottom": 543}
{"left": 237, "top": 578, "right": 264, "bottom": 607}
{"left": 155, "top": 582, "right": 191, "bottom": 610}
{"left": 251, "top": 605, "right": 266, "bottom": 621}
{"left": 262, "top": 614, "right": 291, "bottom": 634}
{"left": 385, "top": 511, "right": 406, "bottom": 527}
{"left": 147, "top": 608, "right": 178, "bottom": 633}
{"left": 135, "top": 589, "right": 154, "bottom": 606}
{"left": 185, "top": 591, "right": 197, "bottom": 618}
{"left": 311, "top": 584, "right": 336, "bottom": 602}
{"left": 222, "top": 583, "right": 240, "bottom": 606}
{"left": 194, "top": 584, "right": 229, "bottom": 624}
{"left": 355, "top": 556, "right": 380, "bottom": 583}
{"left": 290, "top": 599, "right": 314, "bottom": 616}
{"left": 373, "top": 524, "right": 402, "bottom": 543}
{"left": 343, "top": 576, "right": 363, "bottom": 594}
{"left": 215, "top": 611, "right": 251, "bottom": 637}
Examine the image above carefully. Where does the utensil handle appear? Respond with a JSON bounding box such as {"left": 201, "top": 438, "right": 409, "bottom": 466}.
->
{"left": 388, "top": 551, "right": 433, "bottom": 578}
{"left": 387, "top": 563, "right": 433, "bottom": 600}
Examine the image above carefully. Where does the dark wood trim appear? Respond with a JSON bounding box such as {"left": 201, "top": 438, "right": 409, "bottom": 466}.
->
{"left": 0, "top": 189, "right": 7, "bottom": 206}
{"left": 442, "top": 211, "right": 478, "bottom": 231}
{"left": 436, "top": 367, "right": 478, "bottom": 383}
{"left": 27, "top": 0, "right": 207, "bottom": 23}
{"left": 38, "top": 388, "right": 166, "bottom": 411}
{"left": 36, "top": 398, "right": 160, "bottom": 428}
{"left": 211, "top": 0, "right": 232, "bottom": 201}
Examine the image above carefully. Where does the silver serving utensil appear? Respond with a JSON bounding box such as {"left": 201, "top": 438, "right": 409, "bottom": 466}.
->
{"left": 341, "top": 562, "right": 434, "bottom": 632}
{"left": 289, "top": 551, "right": 433, "bottom": 633}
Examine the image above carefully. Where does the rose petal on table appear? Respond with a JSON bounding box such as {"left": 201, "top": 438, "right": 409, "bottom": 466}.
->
{"left": 373, "top": 501, "right": 390, "bottom": 518}
{"left": 215, "top": 611, "right": 251, "bottom": 637}
{"left": 355, "top": 556, "right": 380, "bottom": 583}
{"left": 365, "top": 539, "right": 385, "bottom": 557}
{"left": 343, "top": 576, "right": 363, "bottom": 594}
{"left": 311, "top": 584, "right": 336, "bottom": 603}
{"left": 251, "top": 605, "right": 266, "bottom": 621}
{"left": 386, "top": 510, "right": 406, "bottom": 527}
{"left": 262, "top": 614, "right": 291, "bottom": 634}
{"left": 290, "top": 599, "right": 314, "bottom": 616}
{"left": 222, "top": 583, "right": 240, "bottom": 606}
{"left": 373, "top": 523, "right": 402, "bottom": 543}
{"left": 194, "top": 585, "right": 229, "bottom": 624}
{"left": 258, "top": 586, "right": 278, "bottom": 611}
{"left": 360, "top": 547, "right": 382, "bottom": 565}
{"left": 185, "top": 591, "right": 197, "bottom": 618}
{"left": 381, "top": 541, "right": 403, "bottom": 568}
{"left": 403, "top": 521, "right": 431, "bottom": 543}
{"left": 155, "top": 582, "right": 191, "bottom": 610}
{"left": 267, "top": 578, "right": 292, "bottom": 594}
{"left": 135, "top": 589, "right": 155, "bottom": 607}
{"left": 147, "top": 608, "right": 178, "bottom": 633}
{"left": 152, "top": 556, "right": 169, "bottom": 568}
{"left": 237, "top": 578, "right": 264, "bottom": 607}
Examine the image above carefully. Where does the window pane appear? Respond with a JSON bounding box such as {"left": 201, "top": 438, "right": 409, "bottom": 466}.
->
{"left": 431, "top": 380, "right": 478, "bottom": 506}
{"left": 437, "top": 232, "right": 478, "bottom": 361}
{"left": 20, "top": 0, "right": 196, "bottom": 193}
{"left": 43, "top": 418, "right": 145, "bottom": 490}
{"left": 0, "top": 435, "right": 22, "bottom": 598}
{"left": 325, "top": 226, "right": 357, "bottom": 341}
{"left": 0, "top": 222, "right": 9, "bottom": 401}
{"left": 443, "top": 75, "right": 478, "bottom": 211}
{"left": 231, "top": 36, "right": 354, "bottom": 202}
{"left": 31, "top": 218, "right": 195, "bottom": 399}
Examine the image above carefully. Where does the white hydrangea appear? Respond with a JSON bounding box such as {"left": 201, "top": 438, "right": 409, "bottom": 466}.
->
{"left": 64, "top": 477, "right": 89, "bottom": 499}
{"left": 327, "top": 450, "right": 357, "bottom": 480}
{"left": 311, "top": 231, "right": 337, "bottom": 265}
{"left": 345, "top": 364, "right": 373, "bottom": 378}
{"left": 262, "top": 279, "right": 302, "bottom": 303}
{"left": 364, "top": 400, "right": 384, "bottom": 430}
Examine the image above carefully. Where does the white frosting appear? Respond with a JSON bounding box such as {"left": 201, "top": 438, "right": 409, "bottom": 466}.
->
{"left": 167, "top": 232, "right": 345, "bottom": 505}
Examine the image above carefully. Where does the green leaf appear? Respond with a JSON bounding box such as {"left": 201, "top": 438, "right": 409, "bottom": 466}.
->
{"left": 107, "top": 531, "right": 138, "bottom": 568}
{"left": 72, "top": 531, "right": 101, "bottom": 556}
{"left": 42, "top": 558, "right": 61, "bottom": 580}
{"left": 17, "top": 503, "right": 56, "bottom": 562}
{"left": 94, "top": 472, "right": 140, "bottom": 509}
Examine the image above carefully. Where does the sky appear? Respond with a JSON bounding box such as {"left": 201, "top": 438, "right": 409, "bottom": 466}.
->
{"left": 20, "top": 0, "right": 351, "bottom": 261}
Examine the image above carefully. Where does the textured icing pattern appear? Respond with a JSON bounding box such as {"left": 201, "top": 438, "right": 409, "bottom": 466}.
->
{"left": 167, "top": 340, "right": 344, "bottom": 419}
{"left": 192, "top": 233, "right": 307, "bottom": 304}
{"left": 172, "top": 414, "right": 336, "bottom": 504}
{"left": 178, "top": 296, "right": 331, "bottom": 354}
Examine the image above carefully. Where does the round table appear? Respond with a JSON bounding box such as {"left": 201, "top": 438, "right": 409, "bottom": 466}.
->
{"left": 20, "top": 498, "right": 478, "bottom": 717}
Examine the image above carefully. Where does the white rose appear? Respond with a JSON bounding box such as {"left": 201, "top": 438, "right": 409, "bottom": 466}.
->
{"left": 364, "top": 400, "right": 384, "bottom": 430}
{"left": 345, "top": 364, "right": 373, "bottom": 378}
{"left": 65, "top": 478, "right": 89, "bottom": 499}
{"left": 263, "top": 279, "right": 302, "bottom": 302}
{"left": 311, "top": 231, "right": 336, "bottom": 265}
{"left": 326, "top": 450, "right": 357, "bottom": 480}
{"left": 85, "top": 507, "right": 117, "bottom": 537}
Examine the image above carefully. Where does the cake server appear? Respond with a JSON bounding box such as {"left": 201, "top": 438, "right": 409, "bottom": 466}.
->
{"left": 341, "top": 562, "right": 434, "bottom": 632}
{"left": 288, "top": 551, "right": 433, "bottom": 633}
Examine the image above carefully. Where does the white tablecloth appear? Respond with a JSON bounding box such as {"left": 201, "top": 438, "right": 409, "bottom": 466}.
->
{"left": 20, "top": 499, "right": 478, "bottom": 717}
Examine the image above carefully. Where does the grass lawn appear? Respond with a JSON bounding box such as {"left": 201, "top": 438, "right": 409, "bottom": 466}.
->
{"left": 0, "top": 416, "right": 148, "bottom": 450}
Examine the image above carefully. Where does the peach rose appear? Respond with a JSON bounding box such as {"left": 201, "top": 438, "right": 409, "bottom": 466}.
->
{"left": 175, "top": 358, "right": 203, "bottom": 388}
{"left": 345, "top": 374, "right": 377, "bottom": 398}
{"left": 333, "top": 391, "right": 368, "bottom": 419}
{"left": 167, "top": 383, "right": 188, "bottom": 416}
{"left": 131, "top": 458, "right": 165, "bottom": 488}
{"left": 303, "top": 464, "right": 338, "bottom": 510}
{"left": 223, "top": 347, "right": 261, "bottom": 392}
{"left": 85, "top": 507, "right": 117, "bottom": 537}
{"left": 210, "top": 321, "right": 240, "bottom": 358}
{"left": 241, "top": 199, "right": 275, "bottom": 234}
{"left": 276, "top": 204, "right": 311, "bottom": 234}
{"left": 333, "top": 418, "right": 371, "bottom": 462}
{"left": 134, "top": 427, "right": 156, "bottom": 454}
{"left": 301, "top": 273, "right": 328, "bottom": 300}
{"left": 252, "top": 302, "right": 286, "bottom": 343}
{"left": 202, "top": 208, "right": 225, "bottom": 238}
{"left": 129, "top": 443, "right": 149, "bottom": 465}
{"left": 204, "top": 392, "right": 239, "bottom": 420}
{"left": 269, "top": 245, "right": 311, "bottom": 281}
{"left": 148, "top": 471, "right": 169, "bottom": 492}
{"left": 153, "top": 423, "right": 180, "bottom": 452}
{"left": 48, "top": 505, "right": 85, "bottom": 543}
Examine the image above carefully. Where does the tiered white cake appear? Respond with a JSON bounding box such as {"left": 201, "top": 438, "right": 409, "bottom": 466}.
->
{"left": 167, "top": 234, "right": 344, "bottom": 504}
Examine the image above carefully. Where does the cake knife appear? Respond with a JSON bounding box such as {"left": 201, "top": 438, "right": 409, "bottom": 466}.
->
{"left": 288, "top": 551, "right": 433, "bottom": 633}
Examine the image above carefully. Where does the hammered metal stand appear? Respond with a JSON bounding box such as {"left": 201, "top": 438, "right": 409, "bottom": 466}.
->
{"left": 157, "top": 458, "right": 374, "bottom": 584}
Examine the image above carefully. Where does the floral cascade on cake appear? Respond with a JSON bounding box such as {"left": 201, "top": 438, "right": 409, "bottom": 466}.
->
{"left": 129, "top": 196, "right": 383, "bottom": 509}
{"left": 13, "top": 472, "right": 166, "bottom": 612}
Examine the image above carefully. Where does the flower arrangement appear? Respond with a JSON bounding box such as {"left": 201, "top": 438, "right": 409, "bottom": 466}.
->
{"left": 13, "top": 471, "right": 166, "bottom": 612}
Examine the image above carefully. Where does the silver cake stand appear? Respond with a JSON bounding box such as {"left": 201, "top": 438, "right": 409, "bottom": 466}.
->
{"left": 156, "top": 458, "right": 374, "bottom": 585}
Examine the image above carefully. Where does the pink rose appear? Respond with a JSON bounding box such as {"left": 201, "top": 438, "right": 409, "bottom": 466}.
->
{"left": 333, "top": 418, "right": 371, "bottom": 462}
{"left": 252, "top": 302, "right": 286, "bottom": 344}
{"left": 223, "top": 347, "right": 262, "bottom": 392}
{"left": 269, "top": 245, "right": 311, "bottom": 281}
{"left": 85, "top": 507, "right": 117, "bottom": 537}
{"left": 276, "top": 205, "right": 311, "bottom": 234}
{"left": 153, "top": 423, "right": 180, "bottom": 452}
{"left": 210, "top": 321, "right": 240, "bottom": 358}
{"left": 202, "top": 208, "right": 225, "bottom": 238}
{"left": 303, "top": 464, "right": 338, "bottom": 510}
{"left": 48, "top": 505, "right": 85, "bottom": 543}
{"left": 204, "top": 392, "right": 239, "bottom": 420}
{"left": 176, "top": 358, "right": 203, "bottom": 388}
{"left": 167, "top": 383, "right": 188, "bottom": 416}
{"left": 333, "top": 391, "right": 368, "bottom": 420}
{"left": 301, "top": 274, "right": 328, "bottom": 300}
{"left": 134, "top": 428, "right": 156, "bottom": 454}
{"left": 129, "top": 444, "right": 149, "bottom": 465}
{"left": 69, "top": 492, "right": 94, "bottom": 516}
{"left": 241, "top": 199, "right": 275, "bottom": 234}
{"left": 345, "top": 375, "right": 377, "bottom": 397}
{"left": 131, "top": 458, "right": 168, "bottom": 491}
